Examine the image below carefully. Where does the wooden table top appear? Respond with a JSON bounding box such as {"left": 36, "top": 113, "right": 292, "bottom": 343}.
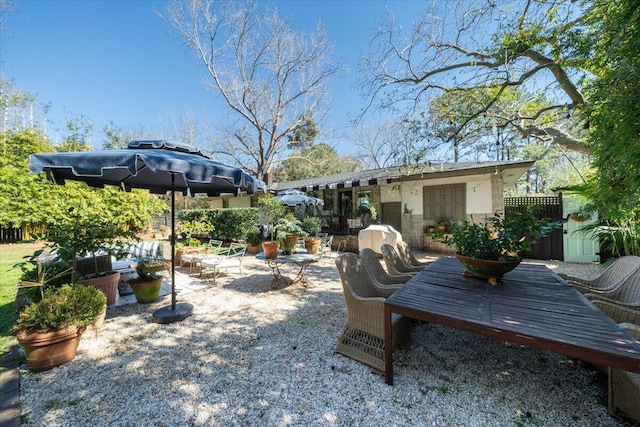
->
{"left": 384, "top": 256, "right": 640, "bottom": 385}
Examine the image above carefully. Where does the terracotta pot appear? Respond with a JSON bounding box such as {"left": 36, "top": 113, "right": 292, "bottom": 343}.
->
{"left": 305, "top": 237, "right": 321, "bottom": 254}
{"left": 455, "top": 254, "right": 521, "bottom": 285}
{"left": 129, "top": 278, "right": 163, "bottom": 304}
{"left": 80, "top": 271, "right": 120, "bottom": 306}
{"left": 262, "top": 241, "right": 280, "bottom": 259}
{"left": 16, "top": 326, "right": 83, "bottom": 372}
{"left": 247, "top": 245, "right": 260, "bottom": 255}
{"left": 281, "top": 233, "right": 298, "bottom": 255}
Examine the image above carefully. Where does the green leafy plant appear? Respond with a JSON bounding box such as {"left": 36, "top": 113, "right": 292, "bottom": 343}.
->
{"left": 259, "top": 195, "right": 286, "bottom": 241}
{"left": 300, "top": 216, "right": 322, "bottom": 235}
{"left": 274, "top": 214, "right": 307, "bottom": 241}
{"left": 132, "top": 257, "right": 168, "bottom": 281}
{"left": 15, "top": 252, "right": 73, "bottom": 303}
{"left": 245, "top": 227, "right": 263, "bottom": 246}
{"left": 13, "top": 284, "right": 107, "bottom": 334}
{"left": 45, "top": 206, "right": 136, "bottom": 282}
{"left": 432, "top": 207, "right": 562, "bottom": 261}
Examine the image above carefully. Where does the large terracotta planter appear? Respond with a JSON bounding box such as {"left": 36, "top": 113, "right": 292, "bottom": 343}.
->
{"left": 129, "top": 278, "right": 163, "bottom": 304}
{"left": 247, "top": 245, "right": 260, "bottom": 255}
{"left": 305, "top": 237, "right": 321, "bottom": 254}
{"left": 455, "top": 254, "right": 521, "bottom": 285}
{"left": 16, "top": 326, "right": 83, "bottom": 372}
{"left": 262, "top": 241, "right": 280, "bottom": 259}
{"left": 80, "top": 271, "right": 120, "bottom": 306}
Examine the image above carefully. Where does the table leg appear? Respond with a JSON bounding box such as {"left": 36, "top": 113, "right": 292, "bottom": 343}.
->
{"left": 290, "top": 262, "right": 310, "bottom": 287}
{"left": 268, "top": 261, "right": 289, "bottom": 289}
{"left": 384, "top": 303, "right": 393, "bottom": 385}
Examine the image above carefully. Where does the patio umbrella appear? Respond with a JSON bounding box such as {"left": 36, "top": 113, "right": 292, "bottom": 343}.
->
{"left": 275, "top": 189, "right": 324, "bottom": 206}
{"left": 275, "top": 189, "right": 324, "bottom": 218}
{"left": 29, "top": 140, "right": 266, "bottom": 323}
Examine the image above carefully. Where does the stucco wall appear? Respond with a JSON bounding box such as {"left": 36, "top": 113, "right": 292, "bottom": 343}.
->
{"left": 379, "top": 173, "right": 503, "bottom": 249}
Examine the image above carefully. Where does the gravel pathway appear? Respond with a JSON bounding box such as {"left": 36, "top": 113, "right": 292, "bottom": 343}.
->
{"left": 19, "top": 254, "right": 636, "bottom": 426}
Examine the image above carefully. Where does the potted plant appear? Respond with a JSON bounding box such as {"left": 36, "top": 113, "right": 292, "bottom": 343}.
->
{"left": 275, "top": 214, "right": 307, "bottom": 255}
{"left": 431, "top": 206, "right": 562, "bottom": 284}
{"left": 301, "top": 217, "right": 322, "bottom": 254}
{"left": 259, "top": 195, "right": 286, "bottom": 259}
{"left": 245, "top": 227, "right": 263, "bottom": 255}
{"left": 45, "top": 206, "right": 136, "bottom": 306}
{"left": 128, "top": 257, "right": 168, "bottom": 304}
{"left": 13, "top": 284, "right": 107, "bottom": 372}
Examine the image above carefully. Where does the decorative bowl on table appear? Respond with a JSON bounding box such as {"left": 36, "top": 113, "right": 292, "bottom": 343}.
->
{"left": 455, "top": 254, "right": 521, "bottom": 285}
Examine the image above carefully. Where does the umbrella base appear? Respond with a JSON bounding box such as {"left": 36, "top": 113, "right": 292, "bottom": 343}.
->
{"left": 152, "top": 303, "right": 194, "bottom": 324}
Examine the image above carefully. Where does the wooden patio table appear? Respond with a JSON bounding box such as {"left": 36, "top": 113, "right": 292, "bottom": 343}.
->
{"left": 384, "top": 256, "right": 640, "bottom": 385}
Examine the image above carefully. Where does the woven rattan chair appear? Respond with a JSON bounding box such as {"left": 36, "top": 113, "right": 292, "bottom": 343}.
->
{"left": 74, "top": 255, "right": 113, "bottom": 277}
{"left": 359, "top": 248, "right": 412, "bottom": 293}
{"left": 608, "top": 322, "right": 640, "bottom": 423}
{"left": 586, "top": 268, "right": 640, "bottom": 325}
{"left": 380, "top": 244, "right": 423, "bottom": 276}
{"left": 396, "top": 241, "right": 432, "bottom": 268}
{"left": 560, "top": 256, "right": 640, "bottom": 294}
{"left": 335, "top": 253, "right": 411, "bottom": 372}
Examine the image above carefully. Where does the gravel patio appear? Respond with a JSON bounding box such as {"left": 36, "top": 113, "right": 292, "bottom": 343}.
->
{"left": 18, "top": 253, "right": 637, "bottom": 426}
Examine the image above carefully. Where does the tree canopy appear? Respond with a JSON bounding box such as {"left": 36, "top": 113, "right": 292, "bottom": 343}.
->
{"left": 164, "top": 0, "right": 341, "bottom": 177}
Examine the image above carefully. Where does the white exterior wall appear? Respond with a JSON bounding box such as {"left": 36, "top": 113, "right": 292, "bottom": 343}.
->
{"left": 380, "top": 173, "right": 496, "bottom": 216}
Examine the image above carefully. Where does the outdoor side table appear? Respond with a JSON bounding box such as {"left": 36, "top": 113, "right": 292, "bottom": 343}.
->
{"left": 256, "top": 250, "right": 321, "bottom": 289}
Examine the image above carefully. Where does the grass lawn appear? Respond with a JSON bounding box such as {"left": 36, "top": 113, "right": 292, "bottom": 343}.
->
{"left": 0, "top": 242, "right": 44, "bottom": 362}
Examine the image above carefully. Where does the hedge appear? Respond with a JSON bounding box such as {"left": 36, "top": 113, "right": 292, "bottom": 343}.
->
{"left": 178, "top": 208, "right": 260, "bottom": 242}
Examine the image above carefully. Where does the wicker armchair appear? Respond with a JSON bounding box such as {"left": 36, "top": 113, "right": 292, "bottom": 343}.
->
{"left": 586, "top": 269, "right": 640, "bottom": 325}
{"left": 359, "top": 248, "right": 412, "bottom": 294}
{"left": 380, "top": 244, "right": 423, "bottom": 276}
{"left": 74, "top": 255, "right": 113, "bottom": 277}
{"left": 560, "top": 256, "right": 640, "bottom": 294}
{"left": 396, "top": 241, "right": 432, "bottom": 268}
{"left": 608, "top": 323, "right": 640, "bottom": 423}
{"left": 335, "top": 253, "right": 411, "bottom": 372}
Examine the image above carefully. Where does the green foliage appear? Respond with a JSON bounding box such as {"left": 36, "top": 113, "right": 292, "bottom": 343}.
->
{"left": 0, "top": 130, "right": 166, "bottom": 233}
{"left": 44, "top": 204, "right": 137, "bottom": 282}
{"left": 587, "top": 0, "right": 640, "bottom": 229}
{"left": 244, "top": 227, "right": 263, "bottom": 246}
{"left": 258, "top": 195, "right": 286, "bottom": 241}
{"left": 300, "top": 216, "right": 322, "bottom": 235}
{"left": 17, "top": 255, "right": 73, "bottom": 303}
{"left": 273, "top": 143, "right": 362, "bottom": 182}
{"left": 432, "top": 207, "right": 562, "bottom": 261}
{"left": 274, "top": 214, "right": 307, "bottom": 241}
{"left": 13, "top": 284, "right": 106, "bottom": 334}
{"left": 133, "top": 257, "right": 168, "bottom": 281}
{"left": 178, "top": 207, "right": 260, "bottom": 242}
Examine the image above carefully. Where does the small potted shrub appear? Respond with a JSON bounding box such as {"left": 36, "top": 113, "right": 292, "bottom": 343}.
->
{"left": 275, "top": 214, "right": 307, "bottom": 255}
{"left": 259, "top": 195, "right": 286, "bottom": 259}
{"left": 13, "top": 284, "right": 107, "bottom": 372}
{"left": 245, "top": 227, "right": 263, "bottom": 255}
{"left": 128, "top": 257, "right": 168, "bottom": 304}
{"left": 301, "top": 217, "right": 323, "bottom": 254}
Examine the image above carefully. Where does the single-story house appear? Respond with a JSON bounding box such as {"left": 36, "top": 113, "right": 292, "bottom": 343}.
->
{"left": 213, "top": 160, "right": 535, "bottom": 250}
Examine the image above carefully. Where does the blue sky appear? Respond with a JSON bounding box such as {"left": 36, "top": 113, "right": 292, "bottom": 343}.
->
{"left": 1, "top": 0, "right": 426, "bottom": 150}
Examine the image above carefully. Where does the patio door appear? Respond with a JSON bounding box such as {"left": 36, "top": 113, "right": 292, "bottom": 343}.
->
{"left": 381, "top": 202, "right": 402, "bottom": 233}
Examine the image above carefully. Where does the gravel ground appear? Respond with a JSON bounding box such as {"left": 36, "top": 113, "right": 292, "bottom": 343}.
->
{"left": 19, "top": 254, "right": 636, "bottom": 427}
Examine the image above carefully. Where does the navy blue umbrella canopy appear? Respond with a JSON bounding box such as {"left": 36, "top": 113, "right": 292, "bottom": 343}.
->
{"left": 29, "top": 140, "right": 267, "bottom": 323}
{"left": 29, "top": 140, "right": 265, "bottom": 197}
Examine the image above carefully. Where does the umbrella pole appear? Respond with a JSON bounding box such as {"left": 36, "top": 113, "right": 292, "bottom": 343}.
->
{"left": 152, "top": 173, "right": 194, "bottom": 324}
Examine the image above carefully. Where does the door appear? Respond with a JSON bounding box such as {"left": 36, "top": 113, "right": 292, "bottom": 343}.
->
{"left": 563, "top": 194, "right": 599, "bottom": 263}
{"left": 381, "top": 202, "right": 402, "bottom": 233}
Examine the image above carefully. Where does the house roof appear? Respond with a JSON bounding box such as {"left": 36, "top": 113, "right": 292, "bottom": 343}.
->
{"left": 269, "top": 160, "right": 535, "bottom": 192}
